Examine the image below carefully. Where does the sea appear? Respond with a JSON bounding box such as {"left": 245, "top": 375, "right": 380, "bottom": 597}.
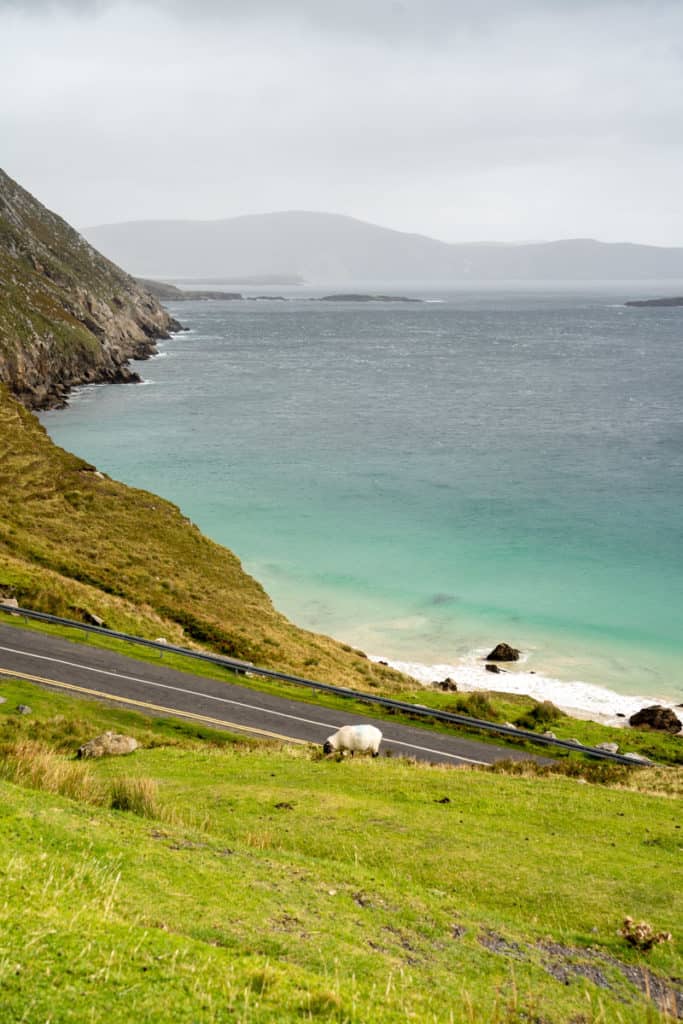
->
{"left": 40, "top": 281, "right": 683, "bottom": 723}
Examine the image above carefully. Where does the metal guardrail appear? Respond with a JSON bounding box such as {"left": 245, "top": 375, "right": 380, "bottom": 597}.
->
{"left": 0, "top": 604, "right": 653, "bottom": 766}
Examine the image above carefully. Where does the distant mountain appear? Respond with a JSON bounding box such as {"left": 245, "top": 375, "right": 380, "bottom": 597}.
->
{"left": 84, "top": 211, "right": 683, "bottom": 282}
{"left": 0, "top": 168, "right": 179, "bottom": 409}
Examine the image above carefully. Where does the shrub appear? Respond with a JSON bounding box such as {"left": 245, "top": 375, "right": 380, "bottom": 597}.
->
{"left": 514, "top": 700, "right": 562, "bottom": 730}
{"left": 448, "top": 693, "right": 500, "bottom": 721}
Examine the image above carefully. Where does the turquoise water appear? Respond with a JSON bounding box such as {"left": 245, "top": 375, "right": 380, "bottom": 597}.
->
{"left": 41, "top": 284, "right": 683, "bottom": 707}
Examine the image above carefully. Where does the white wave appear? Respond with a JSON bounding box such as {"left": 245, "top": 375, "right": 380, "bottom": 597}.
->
{"left": 370, "top": 650, "right": 680, "bottom": 726}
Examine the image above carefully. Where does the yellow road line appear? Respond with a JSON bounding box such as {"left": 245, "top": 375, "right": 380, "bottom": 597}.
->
{"left": 0, "top": 666, "right": 307, "bottom": 745}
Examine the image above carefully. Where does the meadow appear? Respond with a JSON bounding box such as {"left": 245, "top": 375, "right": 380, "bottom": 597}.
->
{"left": 0, "top": 676, "right": 680, "bottom": 1023}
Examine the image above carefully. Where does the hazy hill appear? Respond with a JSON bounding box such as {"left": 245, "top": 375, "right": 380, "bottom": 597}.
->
{"left": 84, "top": 210, "right": 683, "bottom": 282}
{"left": 0, "top": 168, "right": 178, "bottom": 409}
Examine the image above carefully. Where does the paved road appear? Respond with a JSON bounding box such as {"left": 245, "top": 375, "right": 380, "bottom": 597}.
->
{"left": 0, "top": 622, "right": 543, "bottom": 766}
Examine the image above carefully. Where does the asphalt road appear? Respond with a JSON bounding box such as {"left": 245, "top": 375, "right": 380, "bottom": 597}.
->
{"left": 0, "top": 621, "right": 542, "bottom": 766}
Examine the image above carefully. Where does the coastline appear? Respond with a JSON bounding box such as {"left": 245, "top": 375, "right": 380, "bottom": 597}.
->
{"left": 370, "top": 650, "right": 681, "bottom": 727}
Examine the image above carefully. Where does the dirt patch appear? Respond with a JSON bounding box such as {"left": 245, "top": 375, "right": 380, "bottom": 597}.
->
{"left": 478, "top": 930, "right": 528, "bottom": 961}
{"left": 537, "top": 941, "right": 612, "bottom": 990}
{"left": 537, "top": 941, "right": 683, "bottom": 1018}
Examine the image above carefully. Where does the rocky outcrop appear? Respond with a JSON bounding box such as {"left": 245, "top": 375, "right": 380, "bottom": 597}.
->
{"left": 625, "top": 296, "right": 683, "bottom": 307}
{"left": 77, "top": 732, "right": 138, "bottom": 758}
{"left": 485, "top": 642, "right": 521, "bottom": 662}
{"left": 628, "top": 705, "right": 681, "bottom": 734}
{"left": 0, "top": 168, "right": 182, "bottom": 409}
{"left": 137, "top": 278, "right": 243, "bottom": 301}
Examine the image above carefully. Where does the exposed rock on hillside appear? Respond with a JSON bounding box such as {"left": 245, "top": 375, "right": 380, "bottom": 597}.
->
{"left": 0, "top": 168, "right": 181, "bottom": 409}
{"left": 77, "top": 732, "right": 138, "bottom": 758}
{"left": 629, "top": 705, "right": 681, "bottom": 734}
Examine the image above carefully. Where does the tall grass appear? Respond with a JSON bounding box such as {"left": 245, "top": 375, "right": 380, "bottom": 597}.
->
{"left": 0, "top": 739, "right": 160, "bottom": 817}
{"left": 0, "top": 739, "right": 105, "bottom": 804}
{"left": 109, "top": 775, "right": 159, "bottom": 817}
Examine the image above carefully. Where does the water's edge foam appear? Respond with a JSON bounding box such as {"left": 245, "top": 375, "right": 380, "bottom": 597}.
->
{"left": 370, "top": 649, "right": 680, "bottom": 726}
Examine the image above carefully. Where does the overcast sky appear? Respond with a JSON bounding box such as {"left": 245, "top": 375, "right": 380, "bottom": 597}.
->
{"left": 2, "top": 0, "right": 683, "bottom": 244}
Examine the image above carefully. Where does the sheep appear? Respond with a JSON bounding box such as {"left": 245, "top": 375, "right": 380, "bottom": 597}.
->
{"left": 323, "top": 724, "right": 382, "bottom": 758}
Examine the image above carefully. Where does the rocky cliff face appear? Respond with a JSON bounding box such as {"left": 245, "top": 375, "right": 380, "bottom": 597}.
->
{"left": 0, "top": 168, "right": 181, "bottom": 409}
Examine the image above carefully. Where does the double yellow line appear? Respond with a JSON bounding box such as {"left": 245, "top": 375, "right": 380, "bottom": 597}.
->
{"left": 0, "top": 666, "right": 306, "bottom": 745}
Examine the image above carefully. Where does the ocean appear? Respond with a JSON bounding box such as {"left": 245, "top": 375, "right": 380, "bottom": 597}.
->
{"left": 40, "top": 282, "right": 683, "bottom": 720}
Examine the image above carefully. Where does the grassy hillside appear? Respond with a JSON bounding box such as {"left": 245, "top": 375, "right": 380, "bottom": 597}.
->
{"left": 0, "top": 678, "right": 681, "bottom": 1023}
{"left": 0, "top": 386, "right": 408, "bottom": 691}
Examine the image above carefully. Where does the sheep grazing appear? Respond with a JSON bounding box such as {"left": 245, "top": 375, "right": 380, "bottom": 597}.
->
{"left": 323, "top": 724, "right": 382, "bottom": 758}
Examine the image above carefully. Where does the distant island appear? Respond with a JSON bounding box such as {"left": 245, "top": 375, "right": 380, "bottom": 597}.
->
{"left": 137, "top": 280, "right": 423, "bottom": 305}
{"left": 625, "top": 296, "right": 683, "bottom": 307}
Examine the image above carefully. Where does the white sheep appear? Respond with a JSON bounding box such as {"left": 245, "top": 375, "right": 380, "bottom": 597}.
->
{"left": 323, "top": 724, "right": 382, "bottom": 758}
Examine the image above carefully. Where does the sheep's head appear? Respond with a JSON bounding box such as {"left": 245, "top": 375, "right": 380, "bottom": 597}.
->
{"left": 323, "top": 739, "right": 335, "bottom": 755}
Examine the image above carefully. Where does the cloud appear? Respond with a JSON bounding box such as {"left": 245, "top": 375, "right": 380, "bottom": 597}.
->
{"left": 1, "top": 0, "right": 683, "bottom": 243}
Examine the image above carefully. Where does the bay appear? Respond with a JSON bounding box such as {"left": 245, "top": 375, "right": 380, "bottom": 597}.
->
{"left": 41, "top": 282, "right": 683, "bottom": 714}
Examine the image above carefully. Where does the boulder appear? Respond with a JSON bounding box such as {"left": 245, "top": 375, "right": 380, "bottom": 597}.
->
{"left": 0, "top": 597, "right": 19, "bottom": 609}
{"left": 433, "top": 678, "right": 458, "bottom": 691}
{"left": 628, "top": 705, "right": 681, "bottom": 735}
{"left": 542, "top": 730, "right": 557, "bottom": 739}
{"left": 77, "top": 731, "right": 138, "bottom": 759}
{"left": 595, "top": 741, "right": 619, "bottom": 754}
{"left": 485, "top": 643, "right": 520, "bottom": 662}
{"left": 622, "top": 751, "right": 653, "bottom": 764}
{"left": 82, "top": 610, "right": 105, "bottom": 627}
{"left": 485, "top": 664, "right": 501, "bottom": 674}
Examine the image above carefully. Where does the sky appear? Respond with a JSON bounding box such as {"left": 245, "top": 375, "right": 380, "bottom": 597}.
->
{"left": 2, "top": 0, "right": 683, "bottom": 245}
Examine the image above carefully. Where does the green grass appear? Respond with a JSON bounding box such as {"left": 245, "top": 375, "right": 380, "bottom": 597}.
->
{"left": 0, "top": 678, "right": 681, "bottom": 1023}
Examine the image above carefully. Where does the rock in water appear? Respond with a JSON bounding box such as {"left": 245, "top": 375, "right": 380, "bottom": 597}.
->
{"left": 77, "top": 731, "right": 138, "bottom": 758}
{"left": 628, "top": 705, "right": 681, "bottom": 734}
{"left": 485, "top": 642, "right": 520, "bottom": 662}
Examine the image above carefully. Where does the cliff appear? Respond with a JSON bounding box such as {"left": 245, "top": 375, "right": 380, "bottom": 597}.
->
{"left": 0, "top": 168, "right": 181, "bottom": 409}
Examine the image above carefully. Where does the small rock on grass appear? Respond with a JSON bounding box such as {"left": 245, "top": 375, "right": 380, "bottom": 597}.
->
{"left": 77, "top": 731, "right": 138, "bottom": 758}
{"left": 595, "top": 741, "right": 619, "bottom": 754}
{"left": 17, "top": 704, "right": 32, "bottom": 715}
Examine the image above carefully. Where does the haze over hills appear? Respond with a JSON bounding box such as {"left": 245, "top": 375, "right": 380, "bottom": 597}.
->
{"left": 84, "top": 211, "right": 683, "bottom": 283}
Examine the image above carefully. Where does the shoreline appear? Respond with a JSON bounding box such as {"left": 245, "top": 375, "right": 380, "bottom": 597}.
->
{"left": 370, "top": 649, "right": 681, "bottom": 727}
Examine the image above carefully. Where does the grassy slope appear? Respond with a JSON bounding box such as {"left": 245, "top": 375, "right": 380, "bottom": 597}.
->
{"left": 0, "top": 679, "right": 681, "bottom": 1024}
{"left": 0, "top": 386, "right": 409, "bottom": 692}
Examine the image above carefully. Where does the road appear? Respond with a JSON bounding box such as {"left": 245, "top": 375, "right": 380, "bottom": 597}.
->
{"left": 0, "top": 621, "right": 543, "bottom": 766}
